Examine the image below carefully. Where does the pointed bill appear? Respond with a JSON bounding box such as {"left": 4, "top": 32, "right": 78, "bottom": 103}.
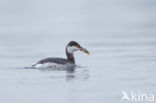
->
{"left": 80, "top": 47, "right": 90, "bottom": 55}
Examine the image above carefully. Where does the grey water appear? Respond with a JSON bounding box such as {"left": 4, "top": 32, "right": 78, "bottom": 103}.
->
{"left": 0, "top": 0, "right": 156, "bottom": 103}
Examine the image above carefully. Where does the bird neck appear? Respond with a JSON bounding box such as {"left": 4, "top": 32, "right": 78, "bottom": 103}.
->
{"left": 66, "top": 48, "right": 75, "bottom": 63}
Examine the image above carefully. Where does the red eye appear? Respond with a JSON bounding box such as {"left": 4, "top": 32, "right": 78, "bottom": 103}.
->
{"left": 76, "top": 45, "right": 80, "bottom": 48}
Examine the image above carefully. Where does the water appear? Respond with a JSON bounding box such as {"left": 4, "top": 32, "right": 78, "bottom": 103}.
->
{"left": 0, "top": 0, "right": 156, "bottom": 103}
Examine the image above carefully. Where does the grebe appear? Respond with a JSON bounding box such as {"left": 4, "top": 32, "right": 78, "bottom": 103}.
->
{"left": 33, "top": 41, "right": 89, "bottom": 69}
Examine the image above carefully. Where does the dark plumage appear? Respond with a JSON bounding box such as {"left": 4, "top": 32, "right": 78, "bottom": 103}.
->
{"left": 36, "top": 57, "right": 73, "bottom": 65}
{"left": 33, "top": 41, "right": 89, "bottom": 68}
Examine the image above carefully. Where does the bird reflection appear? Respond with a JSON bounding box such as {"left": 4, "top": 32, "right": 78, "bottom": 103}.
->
{"left": 66, "top": 68, "right": 89, "bottom": 81}
{"left": 25, "top": 66, "right": 89, "bottom": 81}
{"left": 66, "top": 70, "right": 76, "bottom": 80}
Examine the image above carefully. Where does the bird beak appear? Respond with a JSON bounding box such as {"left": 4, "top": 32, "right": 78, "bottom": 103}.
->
{"left": 80, "top": 47, "right": 90, "bottom": 55}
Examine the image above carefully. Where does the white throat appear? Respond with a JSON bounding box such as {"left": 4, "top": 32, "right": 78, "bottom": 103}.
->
{"left": 67, "top": 46, "right": 78, "bottom": 54}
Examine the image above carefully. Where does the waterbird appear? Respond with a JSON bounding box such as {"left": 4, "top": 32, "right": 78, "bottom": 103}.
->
{"left": 32, "top": 41, "right": 89, "bottom": 69}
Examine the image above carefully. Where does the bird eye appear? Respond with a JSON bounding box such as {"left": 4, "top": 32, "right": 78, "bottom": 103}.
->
{"left": 76, "top": 45, "right": 80, "bottom": 48}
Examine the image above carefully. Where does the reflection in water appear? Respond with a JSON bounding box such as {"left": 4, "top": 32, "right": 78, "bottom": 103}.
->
{"left": 66, "top": 70, "right": 76, "bottom": 80}
{"left": 24, "top": 66, "right": 89, "bottom": 81}
{"left": 66, "top": 69, "right": 89, "bottom": 81}
{"left": 45, "top": 68, "right": 89, "bottom": 81}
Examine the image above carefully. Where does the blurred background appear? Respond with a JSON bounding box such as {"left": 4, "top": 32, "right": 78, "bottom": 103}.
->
{"left": 0, "top": 0, "right": 156, "bottom": 66}
{"left": 0, "top": 0, "right": 156, "bottom": 103}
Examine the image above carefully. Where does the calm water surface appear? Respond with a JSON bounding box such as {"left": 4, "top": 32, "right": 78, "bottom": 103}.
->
{"left": 0, "top": 0, "right": 156, "bottom": 103}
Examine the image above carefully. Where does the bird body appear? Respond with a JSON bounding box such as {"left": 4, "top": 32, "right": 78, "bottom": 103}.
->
{"left": 33, "top": 41, "right": 89, "bottom": 69}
